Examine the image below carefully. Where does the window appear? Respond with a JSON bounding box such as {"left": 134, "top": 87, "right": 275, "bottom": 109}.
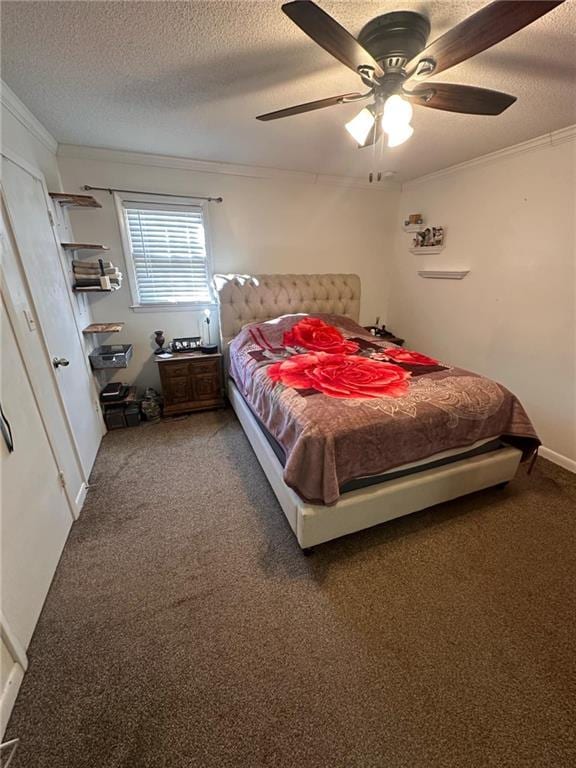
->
{"left": 119, "top": 195, "right": 212, "bottom": 308}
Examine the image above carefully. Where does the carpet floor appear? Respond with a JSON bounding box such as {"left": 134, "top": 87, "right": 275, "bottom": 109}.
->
{"left": 6, "top": 410, "right": 576, "bottom": 768}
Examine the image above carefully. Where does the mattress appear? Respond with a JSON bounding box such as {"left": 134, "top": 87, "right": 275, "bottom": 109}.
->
{"left": 234, "top": 381, "right": 503, "bottom": 492}
{"left": 227, "top": 313, "right": 539, "bottom": 504}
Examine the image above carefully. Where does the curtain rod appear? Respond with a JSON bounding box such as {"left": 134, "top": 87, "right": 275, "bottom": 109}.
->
{"left": 82, "top": 185, "right": 223, "bottom": 203}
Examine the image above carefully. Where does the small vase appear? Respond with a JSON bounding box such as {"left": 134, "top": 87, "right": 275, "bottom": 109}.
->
{"left": 154, "top": 330, "right": 166, "bottom": 355}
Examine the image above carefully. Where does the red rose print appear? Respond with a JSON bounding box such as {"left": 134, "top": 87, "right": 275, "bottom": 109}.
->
{"left": 283, "top": 317, "right": 359, "bottom": 355}
{"left": 373, "top": 347, "right": 439, "bottom": 366}
{"left": 268, "top": 352, "right": 410, "bottom": 399}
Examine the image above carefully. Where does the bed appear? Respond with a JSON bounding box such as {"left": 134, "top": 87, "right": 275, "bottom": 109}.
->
{"left": 215, "top": 273, "right": 539, "bottom": 551}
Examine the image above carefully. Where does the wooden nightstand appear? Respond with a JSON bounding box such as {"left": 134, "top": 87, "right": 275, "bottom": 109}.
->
{"left": 363, "top": 327, "right": 405, "bottom": 346}
{"left": 156, "top": 352, "right": 225, "bottom": 416}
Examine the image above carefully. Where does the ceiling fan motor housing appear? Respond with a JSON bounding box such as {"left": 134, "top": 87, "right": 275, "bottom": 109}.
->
{"left": 358, "top": 11, "right": 430, "bottom": 73}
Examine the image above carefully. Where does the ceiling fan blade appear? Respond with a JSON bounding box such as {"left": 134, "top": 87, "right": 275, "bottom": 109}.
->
{"left": 404, "top": 83, "right": 517, "bottom": 115}
{"left": 282, "top": 1, "right": 384, "bottom": 78}
{"left": 256, "top": 92, "right": 364, "bottom": 121}
{"left": 405, "top": 1, "right": 565, "bottom": 80}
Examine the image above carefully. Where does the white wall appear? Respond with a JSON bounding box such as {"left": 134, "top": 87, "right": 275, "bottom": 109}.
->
{"left": 389, "top": 131, "right": 576, "bottom": 466}
{"left": 57, "top": 148, "right": 400, "bottom": 389}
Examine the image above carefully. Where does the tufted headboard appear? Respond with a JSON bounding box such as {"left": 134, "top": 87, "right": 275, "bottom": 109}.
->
{"left": 214, "top": 273, "right": 361, "bottom": 347}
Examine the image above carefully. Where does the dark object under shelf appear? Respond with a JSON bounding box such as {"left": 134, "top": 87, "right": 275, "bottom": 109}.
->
{"left": 100, "top": 383, "right": 128, "bottom": 403}
{"left": 102, "top": 386, "right": 141, "bottom": 430}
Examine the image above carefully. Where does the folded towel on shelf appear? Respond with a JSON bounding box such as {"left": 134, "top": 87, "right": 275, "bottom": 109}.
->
{"left": 72, "top": 259, "right": 114, "bottom": 270}
{"left": 74, "top": 270, "right": 121, "bottom": 277}
{"left": 74, "top": 276, "right": 121, "bottom": 286}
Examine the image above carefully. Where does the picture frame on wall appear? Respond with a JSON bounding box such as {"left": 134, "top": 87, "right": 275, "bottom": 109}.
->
{"left": 410, "top": 226, "right": 445, "bottom": 254}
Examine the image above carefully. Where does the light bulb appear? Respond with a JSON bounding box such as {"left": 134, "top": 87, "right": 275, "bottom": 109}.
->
{"left": 345, "top": 107, "right": 375, "bottom": 146}
{"left": 387, "top": 124, "right": 414, "bottom": 148}
{"left": 382, "top": 95, "right": 413, "bottom": 134}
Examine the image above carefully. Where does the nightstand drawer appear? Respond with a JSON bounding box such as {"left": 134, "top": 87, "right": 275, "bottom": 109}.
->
{"left": 190, "top": 359, "right": 219, "bottom": 374}
{"left": 162, "top": 363, "right": 190, "bottom": 379}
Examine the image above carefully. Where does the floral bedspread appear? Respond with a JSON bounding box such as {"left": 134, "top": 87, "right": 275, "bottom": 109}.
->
{"left": 229, "top": 314, "right": 540, "bottom": 504}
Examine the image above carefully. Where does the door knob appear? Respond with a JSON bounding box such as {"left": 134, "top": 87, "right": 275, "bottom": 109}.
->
{"left": 52, "top": 357, "right": 70, "bottom": 368}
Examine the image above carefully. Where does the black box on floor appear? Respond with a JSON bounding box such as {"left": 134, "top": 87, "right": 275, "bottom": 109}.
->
{"left": 124, "top": 403, "right": 141, "bottom": 427}
{"left": 104, "top": 405, "right": 127, "bottom": 430}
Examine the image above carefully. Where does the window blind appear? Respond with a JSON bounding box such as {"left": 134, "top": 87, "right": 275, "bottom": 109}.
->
{"left": 123, "top": 202, "right": 211, "bottom": 304}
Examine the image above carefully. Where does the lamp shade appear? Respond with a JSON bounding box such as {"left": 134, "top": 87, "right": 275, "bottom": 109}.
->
{"left": 382, "top": 95, "right": 413, "bottom": 134}
{"left": 345, "top": 107, "right": 376, "bottom": 146}
{"left": 387, "top": 123, "right": 414, "bottom": 147}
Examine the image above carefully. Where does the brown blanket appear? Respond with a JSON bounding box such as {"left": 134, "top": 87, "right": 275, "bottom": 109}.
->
{"left": 229, "top": 314, "right": 540, "bottom": 504}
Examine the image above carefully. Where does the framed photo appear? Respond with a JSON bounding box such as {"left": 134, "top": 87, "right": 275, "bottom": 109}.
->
{"left": 171, "top": 336, "right": 201, "bottom": 352}
{"left": 410, "top": 226, "right": 445, "bottom": 254}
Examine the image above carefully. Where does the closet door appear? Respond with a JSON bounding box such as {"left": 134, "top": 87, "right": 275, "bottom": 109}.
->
{"left": 0, "top": 299, "right": 73, "bottom": 649}
{"left": 1, "top": 155, "right": 103, "bottom": 476}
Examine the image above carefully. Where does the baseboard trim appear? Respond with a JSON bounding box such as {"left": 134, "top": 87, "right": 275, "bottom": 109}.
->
{"left": 73, "top": 482, "right": 89, "bottom": 518}
{"left": 0, "top": 663, "right": 24, "bottom": 739}
{"left": 539, "top": 447, "right": 576, "bottom": 474}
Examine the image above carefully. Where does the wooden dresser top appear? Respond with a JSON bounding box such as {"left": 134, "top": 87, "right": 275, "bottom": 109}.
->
{"left": 155, "top": 351, "right": 222, "bottom": 364}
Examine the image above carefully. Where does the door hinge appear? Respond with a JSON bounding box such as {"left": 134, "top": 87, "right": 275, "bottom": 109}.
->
{"left": 47, "top": 209, "right": 55, "bottom": 227}
{"left": 58, "top": 471, "right": 66, "bottom": 488}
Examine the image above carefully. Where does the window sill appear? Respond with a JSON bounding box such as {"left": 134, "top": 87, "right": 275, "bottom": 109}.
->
{"left": 130, "top": 302, "right": 217, "bottom": 314}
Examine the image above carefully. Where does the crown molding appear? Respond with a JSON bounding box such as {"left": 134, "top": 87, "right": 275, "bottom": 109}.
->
{"left": 0, "top": 80, "right": 58, "bottom": 154}
{"left": 56, "top": 144, "right": 400, "bottom": 192}
{"left": 403, "top": 124, "right": 576, "bottom": 189}
{"left": 550, "top": 124, "right": 576, "bottom": 146}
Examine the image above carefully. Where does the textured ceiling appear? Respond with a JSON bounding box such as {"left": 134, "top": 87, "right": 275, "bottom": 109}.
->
{"left": 2, "top": 1, "right": 575, "bottom": 181}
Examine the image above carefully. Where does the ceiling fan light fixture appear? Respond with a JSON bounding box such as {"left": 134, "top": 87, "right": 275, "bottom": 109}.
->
{"left": 382, "top": 94, "right": 413, "bottom": 134}
{"left": 387, "top": 123, "right": 414, "bottom": 148}
{"left": 345, "top": 107, "right": 376, "bottom": 146}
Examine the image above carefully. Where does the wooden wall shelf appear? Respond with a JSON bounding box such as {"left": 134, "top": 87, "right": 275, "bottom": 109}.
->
{"left": 83, "top": 323, "right": 124, "bottom": 334}
{"left": 61, "top": 242, "right": 110, "bottom": 252}
{"left": 49, "top": 193, "right": 101, "bottom": 209}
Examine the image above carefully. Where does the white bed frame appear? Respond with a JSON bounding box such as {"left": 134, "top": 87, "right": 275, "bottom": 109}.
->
{"left": 215, "top": 273, "right": 522, "bottom": 550}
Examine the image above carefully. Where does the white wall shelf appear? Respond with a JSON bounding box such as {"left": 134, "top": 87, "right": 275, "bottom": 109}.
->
{"left": 410, "top": 245, "right": 444, "bottom": 255}
{"left": 418, "top": 270, "right": 470, "bottom": 280}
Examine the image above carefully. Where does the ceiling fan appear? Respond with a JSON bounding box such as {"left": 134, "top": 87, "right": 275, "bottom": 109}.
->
{"left": 256, "top": 0, "right": 565, "bottom": 148}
